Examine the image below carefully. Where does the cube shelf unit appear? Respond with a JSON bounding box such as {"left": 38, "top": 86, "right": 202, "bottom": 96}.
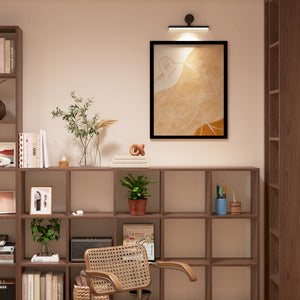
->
{"left": 265, "top": 0, "right": 300, "bottom": 299}
{"left": 14, "top": 167, "right": 259, "bottom": 300}
{"left": 0, "top": 25, "right": 22, "bottom": 295}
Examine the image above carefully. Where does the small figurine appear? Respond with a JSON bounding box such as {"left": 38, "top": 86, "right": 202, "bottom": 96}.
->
{"left": 129, "top": 144, "right": 145, "bottom": 156}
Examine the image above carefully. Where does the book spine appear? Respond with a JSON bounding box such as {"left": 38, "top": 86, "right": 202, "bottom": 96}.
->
{"left": 52, "top": 273, "right": 57, "bottom": 300}
{"left": 42, "top": 130, "right": 49, "bottom": 168}
{"left": 28, "top": 273, "right": 34, "bottom": 300}
{"left": 10, "top": 40, "right": 15, "bottom": 73}
{"left": 34, "top": 273, "right": 40, "bottom": 300}
{"left": 45, "top": 272, "right": 52, "bottom": 300}
{"left": 0, "top": 253, "right": 14, "bottom": 260}
{"left": 0, "top": 259, "right": 14, "bottom": 263}
{"left": 24, "top": 133, "right": 28, "bottom": 168}
{"left": 4, "top": 40, "right": 10, "bottom": 73}
{"left": 39, "top": 129, "right": 44, "bottom": 168}
{"left": 27, "top": 133, "right": 33, "bottom": 168}
{"left": 36, "top": 133, "right": 41, "bottom": 168}
{"left": 19, "top": 133, "right": 24, "bottom": 168}
{"left": 0, "top": 38, "right": 4, "bottom": 73}
{"left": 40, "top": 273, "right": 46, "bottom": 300}
{"left": 57, "top": 273, "right": 64, "bottom": 300}
{"left": 22, "top": 272, "right": 28, "bottom": 300}
{"left": 32, "top": 133, "right": 37, "bottom": 168}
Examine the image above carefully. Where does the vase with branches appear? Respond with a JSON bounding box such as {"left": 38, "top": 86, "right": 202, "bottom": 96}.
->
{"left": 51, "top": 91, "right": 117, "bottom": 166}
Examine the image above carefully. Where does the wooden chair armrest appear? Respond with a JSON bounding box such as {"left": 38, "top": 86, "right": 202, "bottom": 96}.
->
{"left": 150, "top": 261, "right": 197, "bottom": 282}
{"left": 80, "top": 270, "right": 123, "bottom": 293}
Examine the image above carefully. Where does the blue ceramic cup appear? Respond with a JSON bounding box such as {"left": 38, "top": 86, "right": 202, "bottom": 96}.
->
{"left": 215, "top": 198, "right": 227, "bottom": 215}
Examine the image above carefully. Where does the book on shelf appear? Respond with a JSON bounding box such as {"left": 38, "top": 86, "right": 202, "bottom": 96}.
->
{"left": 22, "top": 271, "right": 64, "bottom": 300}
{"left": 111, "top": 155, "right": 149, "bottom": 168}
{"left": 0, "top": 37, "right": 15, "bottom": 74}
{"left": 19, "top": 130, "right": 50, "bottom": 168}
{"left": 0, "top": 37, "right": 4, "bottom": 73}
{"left": 31, "top": 253, "right": 59, "bottom": 263}
{"left": 0, "top": 278, "right": 15, "bottom": 299}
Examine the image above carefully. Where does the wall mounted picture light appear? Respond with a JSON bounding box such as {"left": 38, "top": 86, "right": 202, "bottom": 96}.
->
{"left": 168, "top": 14, "right": 210, "bottom": 31}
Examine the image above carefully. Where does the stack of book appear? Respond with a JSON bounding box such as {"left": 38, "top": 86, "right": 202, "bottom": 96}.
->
{"left": 0, "top": 242, "right": 15, "bottom": 264}
{"left": 19, "top": 130, "right": 49, "bottom": 168}
{"left": 0, "top": 37, "right": 15, "bottom": 74}
{"left": 22, "top": 271, "right": 64, "bottom": 300}
{"left": 31, "top": 253, "right": 59, "bottom": 263}
{"left": 111, "top": 155, "right": 149, "bottom": 168}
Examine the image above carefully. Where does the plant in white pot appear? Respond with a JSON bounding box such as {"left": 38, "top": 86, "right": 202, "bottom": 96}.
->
{"left": 120, "top": 174, "right": 155, "bottom": 216}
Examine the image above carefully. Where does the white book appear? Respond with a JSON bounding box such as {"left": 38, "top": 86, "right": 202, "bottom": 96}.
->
{"left": 10, "top": 40, "right": 15, "bottom": 73}
{"left": 114, "top": 155, "right": 147, "bottom": 160}
{"left": 39, "top": 129, "right": 44, "bottom": 168}
{"left": 36, "top": 133, "right": 41, "bottom": 168}
{"left": 0, "top": 37, "right": 4, "bottom": 73}
{"left": 111, "top": 163, "right": 149, "bottom": 168}
{"left": 41, "top": 130, "right": 49, "bottom": 168}
{"left": 4, "top": 39, "right": 10, "bottom": 73}
{"left": 27, "top": 133, "right": 33, "bottom": 168}
{"left": 31, "top": 254, "right": 59, "bottom": 263}
{"left": 28, "top": 272, "right": 34, "bottom": 300}
{"left": 23, "top": 133, "right": 28, "bottom": 168}
{"left": 33, "top": 272, "right": 41, "bottom": 300}
{"left": 112, "top": 159, "right": 148, "bottom": 164}
{"left": 19, "top": 133, "right": 24, "bottom": 168}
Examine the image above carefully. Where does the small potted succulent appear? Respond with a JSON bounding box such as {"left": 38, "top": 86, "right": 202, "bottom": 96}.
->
{"left": 120, "top": 174, "right": 155, "bottom": 216}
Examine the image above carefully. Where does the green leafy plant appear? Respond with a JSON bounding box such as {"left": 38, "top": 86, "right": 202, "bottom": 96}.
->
{"left": 51, "top": 91, "right": 117, "bottom": 166}
{"left": 120, "top": 174, "right": 156, "bottom": 200}
{"left": 31, "top": 218, "right": 61, "bottom": 255}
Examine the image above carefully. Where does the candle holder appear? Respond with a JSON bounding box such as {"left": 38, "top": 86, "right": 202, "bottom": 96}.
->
{"left": 59, "top": 156, "right": 69, "bottom": 168}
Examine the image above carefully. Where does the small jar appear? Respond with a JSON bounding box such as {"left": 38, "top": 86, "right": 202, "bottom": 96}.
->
{"left": 230, "top": 201, "right": 241, "bottom": 214}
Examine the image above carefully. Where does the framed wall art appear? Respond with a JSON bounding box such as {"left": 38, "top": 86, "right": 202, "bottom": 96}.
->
{"left": 0, "top": 191, "right": 16, "bottom": 214}
{"left": 150, "top": 41, "right": 228, "bottom": 139}
{"left": 0, "top": 142, "right": 16, "bottom": 167}
{"left": 30, "top": 186, "right": 52, "bottom": 215}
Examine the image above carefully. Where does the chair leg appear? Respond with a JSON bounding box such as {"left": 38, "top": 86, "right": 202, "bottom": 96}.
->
{"left": 137, "top": 289, "right": 142, "bottom": 300}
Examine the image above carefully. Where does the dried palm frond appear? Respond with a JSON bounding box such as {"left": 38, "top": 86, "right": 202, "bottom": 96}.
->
{"left": 95, "top": 119, "right": 118, "bottom": 130}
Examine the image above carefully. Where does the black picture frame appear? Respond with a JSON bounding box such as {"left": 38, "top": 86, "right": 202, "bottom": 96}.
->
{"left": 150, "top": 41, "right": 228, "bottom": 139}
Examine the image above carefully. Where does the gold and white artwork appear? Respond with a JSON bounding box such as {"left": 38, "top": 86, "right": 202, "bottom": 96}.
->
{"left": 153, "top": 44, "right": 225, "bottom": 137}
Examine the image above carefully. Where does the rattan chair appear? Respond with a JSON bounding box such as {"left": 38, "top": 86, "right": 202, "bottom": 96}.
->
{"left": 74, "top": 244, "right": 197, "bottom": 300}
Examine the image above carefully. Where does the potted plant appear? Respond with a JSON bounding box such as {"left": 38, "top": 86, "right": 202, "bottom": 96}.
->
{"left": 51, "top": 91, "right": 117, "bottom": 166}
{"left": 31, "top": 218, "right": 61, "bottom": 256}
{"left": 120, "top": 174, "right": 155, "bottom": 216}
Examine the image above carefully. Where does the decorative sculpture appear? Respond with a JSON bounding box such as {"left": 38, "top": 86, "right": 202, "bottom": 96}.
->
{"left": 129, "top": 144, "right": 145, "bottom": 156}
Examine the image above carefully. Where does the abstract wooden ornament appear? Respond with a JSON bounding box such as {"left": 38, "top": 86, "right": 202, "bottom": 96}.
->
{"left": 129, "top": 144, "right": 145, "bottom": 156}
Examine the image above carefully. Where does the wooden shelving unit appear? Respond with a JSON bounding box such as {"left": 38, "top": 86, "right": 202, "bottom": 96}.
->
{"left": 14, "top": 167, "right": 259, "bottom": 300}
{"left": 0, "top": 25, "right": 23, "bottom": 296}
{"left": 265, "top": 0, "right": 300, "bottom": 299}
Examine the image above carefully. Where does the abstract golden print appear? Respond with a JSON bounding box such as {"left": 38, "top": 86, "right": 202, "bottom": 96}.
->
{"left": 150, "top": 41, "right": 227, "bottom": 138}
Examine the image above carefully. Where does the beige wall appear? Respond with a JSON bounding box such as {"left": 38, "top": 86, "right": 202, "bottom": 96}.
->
{"left": 0, "top": 0, "right": 264, "bottom": 298}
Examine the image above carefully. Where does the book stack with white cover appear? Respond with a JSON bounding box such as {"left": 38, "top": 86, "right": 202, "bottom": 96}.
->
{"left": 111, "top": 155, "right": 149, "bottom": 168}
{"left": 0, "top": 242, "right": 15, "bottom": 263}
{"left": 31, "top": 253, "right": 59, "bottom": 263}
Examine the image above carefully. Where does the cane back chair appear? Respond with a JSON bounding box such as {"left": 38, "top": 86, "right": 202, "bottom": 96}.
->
{"left": 74, "top": 244, "right": 197, "bottom": 300}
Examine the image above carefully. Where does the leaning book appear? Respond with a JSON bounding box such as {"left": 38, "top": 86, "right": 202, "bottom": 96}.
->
{"left": 123, "top": 224, "right": 154, "bottom": 261}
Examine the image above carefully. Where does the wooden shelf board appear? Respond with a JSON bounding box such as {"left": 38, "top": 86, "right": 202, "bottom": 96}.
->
{"left": 0, "top": 213, "right": 16, "bottom": 219}
{"left": 0, "top": 73, "right": 16, "bottom": 78}
{"left": 0, "top": 120, "right": 16, "bottom": 125}
{"left": 68, "top": 262, "right": 85, "bottom": 267}
{"left": 21, "top": 212, "right": 68, "bottom": 219}
{"left": 212, "top": 212, "right": 256, "bottom": 219}
{"left": 69, "top": 212, "right": 114, "bottom": 219}
{"left": 21, "top": 258, "right": 67, "bottom": 267}
{"left": 164, "top": 212, "right": 209, "bottom": 218}
{"left": 270, "top": 274, "right": 279, "bottom": 286}
{"left": 0, "top": 167, "right": 16, "bottom": 172}
{"left": 270, "top": 228, "right": 279, "bottom": 238}
{"left": 270, "top": 137, "right": 280, "bottom": 142}
{"left": 212, "top": 258, "right": 257, "bottom": 266}
{"left": 0, "top": 262, "right": 16, "bottom": 267}
{"left": 115, "top": 212, "right": 162, "bottom": 218}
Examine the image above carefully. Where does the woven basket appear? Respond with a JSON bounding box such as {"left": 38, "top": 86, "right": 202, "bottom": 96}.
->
{"left": 73, "top": 285, "right": 109, "bottom": 300}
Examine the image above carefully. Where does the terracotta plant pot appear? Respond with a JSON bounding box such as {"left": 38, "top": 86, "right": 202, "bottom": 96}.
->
{"left": 128, "top": 199, "right": 147, "bottom": 216}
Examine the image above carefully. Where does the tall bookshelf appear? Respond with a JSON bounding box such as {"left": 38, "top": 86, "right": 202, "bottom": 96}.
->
{"left": 16, "top": 167, "right": 259, "bottom": 300}
{"left": 0, "top": 25, "right": 22, "bottom": 295}
{"left": 265, "top": 0, "right": 300, "bottom": 299}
